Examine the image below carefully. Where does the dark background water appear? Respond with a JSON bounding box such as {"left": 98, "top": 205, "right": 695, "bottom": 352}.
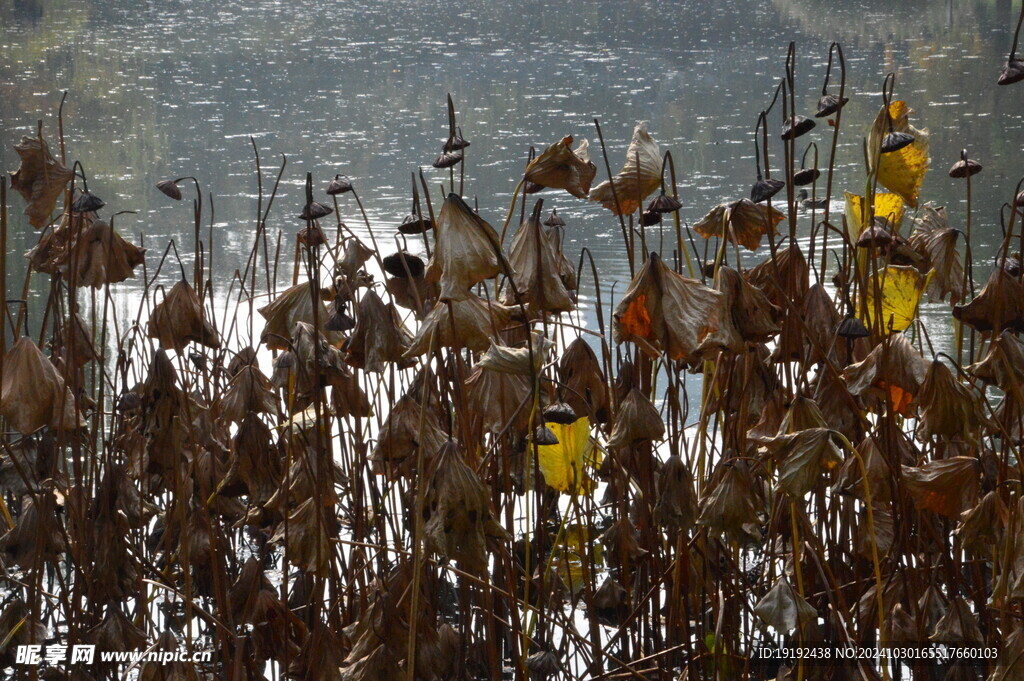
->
{"left": 1, "top": 0, "right": 1022, "bottom": 320}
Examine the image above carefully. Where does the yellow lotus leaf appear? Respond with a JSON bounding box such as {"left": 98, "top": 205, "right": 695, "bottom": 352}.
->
{"left": 860, "top": 265, "right": 933, "bottom": 334}
{"left": 552, "top": 524, "right": 603, "bottom": 594}
{"left": 844, "top": 192, "right": 905, "bottom": 237}
{"left": 869, "top": 101, "right": 929, "bottom": 208}
{"left": 536, "top": 417, "right": 595, "bottom": 494}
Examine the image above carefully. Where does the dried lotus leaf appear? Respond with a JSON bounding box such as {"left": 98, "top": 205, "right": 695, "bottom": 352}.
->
{"left": 9, "top": 135, "right": 73, "bottom": 228}
{"left": 590, "top": 122, "right": 662, "bottom": 215}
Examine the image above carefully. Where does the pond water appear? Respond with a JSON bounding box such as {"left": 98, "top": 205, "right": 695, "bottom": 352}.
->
{"left": 1, "top": 0, "right": 1023, "bottom": 319}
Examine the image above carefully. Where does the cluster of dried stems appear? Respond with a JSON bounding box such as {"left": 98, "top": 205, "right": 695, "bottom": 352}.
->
{"left": 0, "top": 34, "right": 1023, "bottom": 681}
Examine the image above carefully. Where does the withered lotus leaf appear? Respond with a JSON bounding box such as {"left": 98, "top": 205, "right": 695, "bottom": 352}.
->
{"left": 0, "top": 599, "right": 47, "bottom": 667}
{"left": 693, "top": 199, "right": 785, "bottom": 251}
{"left": 343, "top": 290, "right": 412, "bottom": 372}
{"left": 85, "top": 606, "right": 147, "bottom": 654}
{"left": 868, "top": 101, "right": 930, "bottom": 208}
{"left": 148, "top": 280, "right": 221, "bottom": 353}
{"left": 370, "top": 393, "right": 446, "bottom": 477}
{"left": 760, "top": 427, "right": 843, "bottom": 497}
{"left": 477, "top": 332, "right": 554, "bottom": 375}
{"left": 698, "top": 265, "right": 779, "bottom": 354}
{"left": 228, "top": 414, "right": 282, "bottom": 505}
{"left": 590, "top": 122, "right": 662, "bottom": 216}
{"left": 843, "top": 333, "right": 929, "bottom": 416}
{"left": 697, "top": 460, "right": 764, "bottom": 546}
{"left": 0, "top": 492, "right": 66, "bottom": 567}
{"left": 802, "top": 284, "right": 840, "bottom": 364}
{"left": 404, "top": 294, "right": 514, "bottom": 356}
{"left": 917, "top": 360, "right": 986, "bottom": 444}
{"left": 968, "top": 330, "right": 1024, "bottom": 387}
{"left": 138, "top": 631, "right": 202, "bottom": 681}
{"left": 426, "top": 193, "right": 504, "bottom": 302}
{"left": 902, "top": 456, "right": 980, "bottom": 518}
{"left": 653, "top": 453, "right": 697, "bottom": 533}
{"left": 338, "top": 238, "right": 374, "bottom": 280}
{"left": 39, "top": 218, "right": 146, "bottom": 288}
{"left": 754, "top": 577, "right": 817, "bottom": 635}
{"left": 464, "top": 362, "right": 532, "bottom": 435}
{"left": 600, "top": 517, "right": 648, "bottom": 565}
{"left": 502, "top": 201, "right": 575, "bottom": 315}
{"left": 269, "top": 497, "right": 336, "bottom": 577}
{"left": 613, "top": 252, "right": 721, "bottom": 361}
{"left": 909, "top": 204, "right": 965, "bottom": 304}
{"left": 955, "top": 491, "right": 1006, "bottom": 555}
{"left": 746, "top": 245, "right": 809, "bottom": 308}
{"left": 859, "top": 265, "right": 932, "bottom": 335}
{"left": 558, "top": 338, "right": 609, "bottom": 424}
{"left": 536, "top": 417, "right": 596, "bottom": 494}
{"left": 930, "top": 596, "right": 984, "bottom": 644}
{"left": 259, "top": 282, "right": 339, "bottom": 350}
{"left": 953, "top": 267, "right": 1024, "bottom": 335}
{"left": 606, "top": 388, "right": 664, "bottom": 449}
{"left": 219, "top": 364, "right": 277, "bottom": 424}
{"left": 422, "top": 441, "right": 509, "bottom": 573}
{"left": 523, "top": 136, "right": 597, "bottom": 199}
{"left": 0, "top": 337, "right": 81, "bottom": 434}
{"left": 831, "top": 436, "right": 895, "bottom": 503}
{"left": 9, "top": 135, "right": 73, "bottom": 228}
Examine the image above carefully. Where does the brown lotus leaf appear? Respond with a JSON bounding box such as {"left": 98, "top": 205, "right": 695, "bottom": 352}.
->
{"left": 9, "top": 135, "right": 73, "bottom": 228}
{"left": 653, "top": 453, "right": 697, "bottom": 533}
{"left": 955, "top": 490, "right": 1007, "bottom": 555}
{"left": 590, "top": 122, "right": 662, "bottom": 215}
{"left": 52, "top": 313, "right": 100, "bottom": 374}
{"left": 606, "top": 388, "right": 664, "bottom": 449}
{"left": 477, "top": 332, "right": 555, "bottom": 376}
{"left": 219, "top": 364, "right": 277, "bottom": 424}
{"left": 802, "top": 283, "right": 841, "bottom": 364}
{"left": 0, "top": 598, "right": 47, "bottom": 668}
{"left": 811, "top": 368, "right": 866, "bottom": 442}
{"left": 546, "top": 223, "right": 578, "bottom": 292}
{"left": 613, "top": 252, "right": 721, "bottom": 361}
{"left": 698, "top": 266, "right": 779, "bottom": 355}
{"left": 288, "top": 622, "right": 346, "bottom": 681}
{"left": 909, "top": 204, "right": 965, "bottom": 304}
{"left": 843, "top": 333, "right": 929, "bottom": 416}
{"left": 858, "top": 504, "right": 895, "bottom": 559}
{"left": 754, "top": 577, "right": 817, "bottom": 635}
{"left": 831, "top": 436, "right": 895, "bottom": 504}
{"left": 902, "top": 456, "right": 980, "bottom": 518}
{"left": 761, "top": 427, "right": 843, "bottom": 497}
{"left": 991, "top": 497, "right": 1024, "bottom": 607}
{"left": 775, "top": 395, "right": 828, "bottom": 435}
{"left": 404, "top": 293, "right": 514, "bottom": 356}
{"left": 989, "top": 626, "right": 1024, "bottom": 681}
{"left": 746, "top": 245, "right": 810, "bottom": 308}
{"left": 930, "top": 596, "right": 983, "bottom": 644}
{"left": 697, "top": 459, "right": 764, "bottom": 546}
{"left": 263, "top": 446, "right": 344, "bottom": 515}
{"left": 338, "top": 238, "right": 374, "bottom": 280}
{"left": 288, "top": 321, "right": 352, "bottom": 394}
{"left": 704, "top": 344, "right": 779, "bottom": 432}
{"left": 524, "top": 136, "right": 597, "bottom": 199}
{"left": 0, "top": 491, "right": 66, "bottom": 567}
{"left": 331, "top": 373, "right": 373, "bottom": 419}
{"left": 269, "top": 497, "right": 336, "bottom": 577}
{"left": 591, "top": 576, "right": 629, "bottom": 626}
{"left": 693, "top": 198, "right": 785, "bottom": 251}
{"left": 526, "top": 650, "right": 562, "bottom": 681}
{"left": 968, "top": 330, "right": 1024, "bottom": 387}
{"left": 148, "top": 279, "right": 220, "bottom": 353}
{"left": 85, "top": 606, "right": 147, "bottom": 654}
{"left": 917, "top": 360, "right": 986, "bottom": 444}
{"left": 993, "top": 387, "right": 1024, "bottom": 445}
{"left": 422, "top": 441, "right": 509, "bottom": 573}
{"left": 953, "top": 267, "right": 1024, "bottom": 335}
{"left": 426, "top": 193, "right": 504, "bottom": 301}
{"left": 884, "top": 602, "right": 922, "bottom": 644}
{"left": 601, "top": 517, "right": 648, "bottom": 566}
{"left": 558, "top": 338, "right": 609, "bottom": 424}
{"left": 464, "top": 362, "right": 533, "bottom": 435}
{"left": 259, "top": 282, "right": 339, "bottom": 350}
{"left": 225, "top": 414, "right": 282, "bottom": 505}
{"left": 502, "top": 201, "right": 575, "bottom": 315}
{"left": 0, "top": 337, "right": 81, "bottom": 434}
{"left": 748, "top": 393, "right": 787, "bottom": 443}
{"left": 68, "top": 219, "right": 146, "bottom": 288}
{"left": 370, "top": 392, "right": 447, "bottom": 478}
{"left": 343, "top": 290, "right": 412, "bottom": 372}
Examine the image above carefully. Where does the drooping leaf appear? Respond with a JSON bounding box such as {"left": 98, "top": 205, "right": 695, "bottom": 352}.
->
{"left": 524, "top": 136, "right": 597, "bottom": 199}
{"left": 754, "top": 577, "right": 818, "bottom": 635}
{"left": 9, "top": 135, "right": 73, "bottom": 228}
{"left": 868, "top": 101, "right": 930, "bottom": 208}
{"left": 761, "top": 427, "right": 843, "bottom": 497}
{"left": 902, "top": 456, "right": 980, "bottom": 518}
{"left": 692, "top": 199, "right": 785, "bottom": 251}
{"left": 590, "top": 122, "right": 662, "bottom": 215}
{"left": 859, "top": 265, "right": 932, "bottom": 334}
{"left": 426, "top": 193, "right": 505, "bottom": 301}
{"left": 844, "top": 191, "right": 905, "bottom": 239}
{"left": 536, "top": 417, "right": 595, "bottom": 494}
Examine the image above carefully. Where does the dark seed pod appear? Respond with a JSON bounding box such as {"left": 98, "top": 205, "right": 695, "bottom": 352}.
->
{"left": 641, "top": 209, "right": 662, "bottom": 226}
{"left": 881, "top": 131, "right": 915, "bottom": 154}
{"left": 116, "top": 391, "right": 141, "bottom": 412}
{"left": 998, "top": 58, "right": 1024, "bottom": 86}
{"left": 326, "top": 175, "right": 353, "bottom": 196}
{"left": 815, "top": 93, "right": 848, "bottom": 118}
{"left": 543, "top": 209, "right": 565, "bottom": 227}
{"left": 443, "top": 129, "right": 471, "bottom": 152}
{"left": 382, "top": 252, "right": 425, "bottom": 279}
{"left": 750, "top": 178, "right": 784, "bottom": 204}
{"left": 524, "top": 180, "right": 545, "bottom": 194}
{"left": 188, "top": 351, "right": 206, "bottom": 370}
{"left": 325, "top": 309, "right": 355, "bottom": 332}
{"left": 398, "top": 214, "right": 433, "bottom": 234}
{"left": 156, "top": 179, "right": 182, "bottom": 200}
{"left": 949, "top": 158, "right": 982, "bottom": 179}
{"left": 532, "top": 425, "right": 559, "bottom": 446}
{"left": 793, "top": 168, "right": 820, "bottom": 186}
{"left": 432, "top": 151, "right": 463, "bottom": 169}
{"left": 299, "top": 201, "right": 333, "bottom": 221}
{"left": 647, "top": 193, "right": 682, "bottom": 214}
{"left": 837, "top": 314, "right": 870, "bottom": 339}
{"left": 857, "top": 219, "right": 893, "bottom": 248}
{"left": 780, "top": 115, "right": 815, "bottom": 140}
{"left": 543, "top": 402, "right": 578, "bottom": 425}
{"left": 72, "top": 190, "right": 105, "bottom": 213}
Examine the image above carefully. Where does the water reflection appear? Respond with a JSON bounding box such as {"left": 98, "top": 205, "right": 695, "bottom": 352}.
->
{"left": 1, "top": 0, "right": 1022, "bottom": 312}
